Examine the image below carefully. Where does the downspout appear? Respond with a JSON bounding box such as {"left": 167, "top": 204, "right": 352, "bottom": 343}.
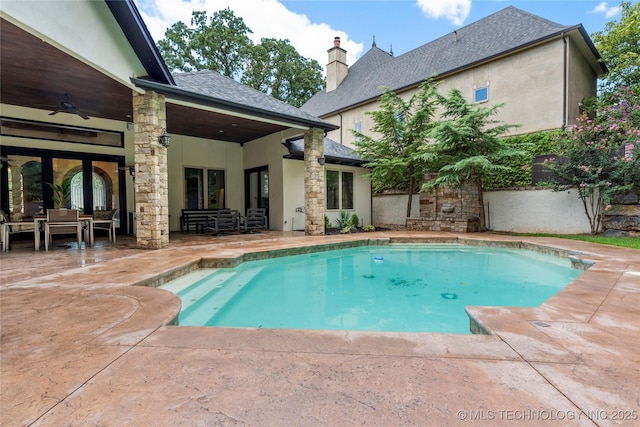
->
{"left": 338, "top": 112, "right": 343, "bottom": 144}
{"left": 562, "top": 32, "right": 567, "bottom": 131}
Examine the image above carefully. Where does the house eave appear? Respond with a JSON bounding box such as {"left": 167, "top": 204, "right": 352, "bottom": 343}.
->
{"left": 132, "top": 77, "right": 339, "bottom": 132}
{"left": 105, "top": 0, "right": 175, "bottom": 85}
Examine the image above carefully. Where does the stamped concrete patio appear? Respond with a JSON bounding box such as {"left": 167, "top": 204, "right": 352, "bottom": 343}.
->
{"left": 1, "top": 230, "right": 639, "bottom": 426}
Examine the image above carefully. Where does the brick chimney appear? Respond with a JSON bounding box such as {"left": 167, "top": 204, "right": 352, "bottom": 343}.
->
{"left": 326, "top": 36, "right": 347, "bottom": 92}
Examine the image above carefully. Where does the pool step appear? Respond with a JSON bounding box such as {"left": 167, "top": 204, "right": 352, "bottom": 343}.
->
{"left": 178, "top": 266, "right": 264, "bottom": 326}
{"left": 161, "top": 269, "right": 218, "bottom": 295}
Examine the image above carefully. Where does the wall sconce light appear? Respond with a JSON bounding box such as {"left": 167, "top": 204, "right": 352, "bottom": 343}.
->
{"left": 318, "top": 156, "right": 326, "bottom": 166}
{"left": 158, "top": 128, "right": 171, "bottom": 147}
{"left": 119, "top": 166, "right": 136, "bottom": 180}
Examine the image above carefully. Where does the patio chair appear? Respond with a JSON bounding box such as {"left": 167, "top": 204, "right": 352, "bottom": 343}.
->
{"left": 92, "top": 209, "right": 118, "bottom": 244}
{"left": 242, "top": 208, "right": 267, "bottom": 233}
{"left": 0, "top": 209, "right": 37, "bottom": 252}
{"left": 44, "top": 209, "right": 82, "bottom": 251}
{"left": 203, "top": 209, "right": 240, "bottom": 235}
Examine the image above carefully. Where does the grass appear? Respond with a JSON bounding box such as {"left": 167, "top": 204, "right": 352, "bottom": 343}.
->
{"left": 515, "top": 233, "right": 640, "bottom": 249}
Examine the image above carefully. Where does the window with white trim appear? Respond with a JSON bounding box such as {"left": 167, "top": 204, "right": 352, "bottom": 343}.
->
{"left": 474, "top": 86, "right": 489, "bottom": 103}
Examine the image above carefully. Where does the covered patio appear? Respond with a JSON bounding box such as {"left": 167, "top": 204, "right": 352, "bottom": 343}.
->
{"left": 1, "top": 231, "right": 638, "bottom": 425}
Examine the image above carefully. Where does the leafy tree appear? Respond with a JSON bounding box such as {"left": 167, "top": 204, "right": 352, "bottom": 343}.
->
{"left": 354, "top": 79, "right": 441, "bottom": 217}
{"left": 158, "top": 9, "right": 253, "bottom": 78}
{"left": 241, "top": 38, "right": 324, "bottom": 107}
{"left": 540, "top": 87, "right": 640, "bottom": 234}
{"left": 420, "top": 88, "right": 521, "bottom": 231}
{"left": 592, "top": 1, "right": 640, "bottom": 97}
{"left": 157, "top": 9, "right": 324, "bottom": 106}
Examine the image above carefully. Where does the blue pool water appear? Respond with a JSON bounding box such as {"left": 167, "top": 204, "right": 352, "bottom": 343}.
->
{"left": 161, "top": 244, "right": 582, "bottom": 334}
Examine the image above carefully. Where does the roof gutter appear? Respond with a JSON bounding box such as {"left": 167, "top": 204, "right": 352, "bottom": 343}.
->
{"left": 132, "top": 77, "right": 338, "bottom": 132}
{"left": 562, "top": 31, "right": 567, "bottom": 131}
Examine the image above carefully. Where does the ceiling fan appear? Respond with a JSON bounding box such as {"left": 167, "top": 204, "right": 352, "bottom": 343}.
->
{"left": 48, "top": 94, "right": 90, "bottom": 120}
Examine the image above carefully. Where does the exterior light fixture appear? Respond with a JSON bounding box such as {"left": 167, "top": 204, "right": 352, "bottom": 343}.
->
{"left": 318, "top": 156, "right": 326, "bottom": 166}
{"left": 158, "top": 128, "right": 171, "bottom": 147}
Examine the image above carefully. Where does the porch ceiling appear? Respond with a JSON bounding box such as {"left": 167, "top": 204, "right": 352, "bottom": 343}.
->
{"left": 1, "top": 18, "right": 290, "bottom": 143}
{"left": 0, "top": 19, "right": 133, "bottom": 122}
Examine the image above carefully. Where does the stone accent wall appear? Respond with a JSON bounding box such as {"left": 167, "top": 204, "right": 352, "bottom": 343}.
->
{"left": 406, "top": 179, "right": 481, "bottom": 232}
{"left": 603, "top": 190, "right": 640, "bottom": 237}
{"left": 303, "top": 128, "right": 325, "bottom": 236}
{"left": 132, "top": 90, "right": 169, "bottom": 249}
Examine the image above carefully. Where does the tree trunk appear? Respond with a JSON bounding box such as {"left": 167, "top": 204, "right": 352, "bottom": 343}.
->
{"left": 406, "top": 174, "right": 414, "bottom": 218}
{"left": 477, "top": 179, "right": 486, "bottom": 231}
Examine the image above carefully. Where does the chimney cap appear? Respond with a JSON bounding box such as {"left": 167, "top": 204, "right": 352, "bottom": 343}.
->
{"left": 333, "top": 36, "right": 341, "bottom": 47}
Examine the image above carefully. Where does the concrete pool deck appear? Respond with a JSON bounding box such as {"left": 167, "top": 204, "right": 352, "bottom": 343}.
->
{"left": 1, "top": 231, "right": 638, "bottom": 426}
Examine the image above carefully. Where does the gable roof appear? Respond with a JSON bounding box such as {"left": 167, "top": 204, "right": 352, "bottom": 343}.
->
{"left": 301, "top": 6, "right": 606, "bottom": 117}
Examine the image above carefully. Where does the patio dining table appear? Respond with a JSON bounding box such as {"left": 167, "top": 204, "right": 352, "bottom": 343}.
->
{"left": 33, "top": 214, "right": 94, "bottom": 251}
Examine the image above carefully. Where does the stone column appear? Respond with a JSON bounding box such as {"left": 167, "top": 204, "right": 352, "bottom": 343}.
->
{"left": 132, "top": 90, "right": 169, "bottom": 249}
{"left": 304, "top": 128, "right": 325, "bottom": 235}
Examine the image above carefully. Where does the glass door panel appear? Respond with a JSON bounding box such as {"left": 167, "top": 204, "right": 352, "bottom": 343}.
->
{"left": 185, "top": 168, "right": 204, "bottom": 209}
{"left": 207, "top": 170, "right": 225, "bottom": 208}
{"left": 92, "top": 160, "right": 120, "bottom": 227}
{"left": 52, "top": 158, "right": 82, "bottom": 210}
{"left": 6, "top": 155, "right": 43, "bottom": 221}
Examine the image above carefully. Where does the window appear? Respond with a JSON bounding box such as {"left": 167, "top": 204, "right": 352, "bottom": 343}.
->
{"left": 354, "top": 118, "right": 363, "bottom": 143}
{"left": 474, "top": 86, "right": 489, "bottom": 103}
{"left": 326, "top": 170, "right": 354, "bottom": 210}
{"left": 185, "top": 168, "right": 225, "bottom": 209}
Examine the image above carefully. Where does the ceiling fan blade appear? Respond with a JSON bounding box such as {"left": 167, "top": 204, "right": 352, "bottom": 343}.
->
{"left": 73, "top": 109, "right": 90, "bottom": 120}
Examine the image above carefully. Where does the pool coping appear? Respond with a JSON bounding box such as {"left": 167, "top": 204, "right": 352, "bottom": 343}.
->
{"left": 146, "top": 235, "right": 598, "bottom": 335}
{"left": 2, "top": 231, "right": 638, "bottom": 425}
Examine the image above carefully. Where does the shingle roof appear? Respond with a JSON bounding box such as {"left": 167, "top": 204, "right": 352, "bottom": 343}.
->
{"left": 171, "top": 71, "right": 336, "bottom": 129}
{"left": 302, "top": 6, "right": 598, "bottom": 117}
{"left": 284, "top": 136, "right": 363, "bottom": 166}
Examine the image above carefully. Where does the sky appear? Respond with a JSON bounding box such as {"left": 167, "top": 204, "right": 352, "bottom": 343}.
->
{"left": 134, "top": 0, "right": 634, "bottom": 70}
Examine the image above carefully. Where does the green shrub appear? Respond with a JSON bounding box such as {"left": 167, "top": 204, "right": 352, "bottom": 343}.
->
{"left": 350, "top": 214, "right": 360, "bottom": 228}
{"left": 483, "top": 130, "right": 563, "bottom": 189}
{"left": 363, "top": 225, "right": 376, "bottom": 232}
{"left": 324, "top": 215, "right": 331, "bottom": 229}
{"left": 335, "top": 211, "right": 353, "bottom": 229}
{"left": 340, "top": 226, "right": 352, "bottom": 234}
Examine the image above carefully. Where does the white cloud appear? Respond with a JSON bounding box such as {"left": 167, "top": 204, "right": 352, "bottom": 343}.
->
{"left": 590, "top": 1, "right": 621, "bottom": 19}
{"left": 135, "top": 0, "right": 363, "bottom": 72}
{"left": 415, "top": 0, "right": 471, "bottom": 26}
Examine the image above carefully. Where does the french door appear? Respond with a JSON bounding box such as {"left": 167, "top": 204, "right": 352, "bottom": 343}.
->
{"left": 244, "top": 166, "right": 269, "bottom": 217}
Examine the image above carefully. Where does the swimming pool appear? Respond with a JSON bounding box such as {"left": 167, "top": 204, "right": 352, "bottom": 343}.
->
{"left": 161, "top": 244, "right": 583, "bottom": 334}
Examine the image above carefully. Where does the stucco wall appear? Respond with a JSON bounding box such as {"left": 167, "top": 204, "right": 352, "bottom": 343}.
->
{"left": 483, "top": 188, "right": 591, "bottom": 233}
{"left": 282, "top": 159, "right": 372, "bottom": 231}
{"left": 372, "top": 193, "right": 420, "bottom": 225}
{"left": 567, "top": 36, "right": 598, "bottom": 124}
{"left": 166, "top": 134, "right": 243, "bottom": 231}
{"left": 324, "top": 37, "right": 598, "bottom": 148}
{"left": 373, "top": 188, "right": 591, "bottom": 234}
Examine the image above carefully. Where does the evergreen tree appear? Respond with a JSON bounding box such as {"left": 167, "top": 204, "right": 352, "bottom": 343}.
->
{"left": 354, "top": 79, "right": 441, "bottom": 217}
{"left": 421, "top": 88, "right": 521, "bottom": 231}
